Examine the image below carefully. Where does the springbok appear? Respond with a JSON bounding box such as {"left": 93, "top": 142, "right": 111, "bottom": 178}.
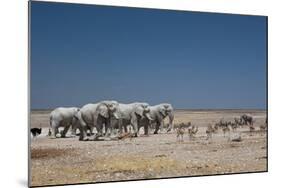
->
{"left": 222, "top": 125, "right": 230, "bottom": 138}
{"left": 188, "top": 125, "right": 198, "bottom": 140}
{"left": 206, "top": 124, "right": 216, "bottom": 140}
{"left": 176, "top": 127, "right": 185, "bottom": 142}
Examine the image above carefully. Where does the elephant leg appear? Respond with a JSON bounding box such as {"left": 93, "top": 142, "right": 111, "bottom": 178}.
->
{"left": 77, "top": 125, "right": 87, "bottom": 141}
{"left": 144, "top": 124, "right": 149, "bottom": 135}
{"left": 159, "top": 123, "right": 164, "bottom": 133}
{"left": 110, "top": 125, "right": 114, "bottom": 136}
{"left": 124, "top": 125, "right": 128, "bottom": 133}
{"left": 159, "top": 121, "right": 164, "bottom": 133}
{"left": 79, "top": 121, "right": 89, "bottom": 141}
{"left": 70, "top": 122, "right": 79, "bottom": 137}
{"left": 154, "top": 121, "right": 160, "bottom": 134}
{"left": 50, "top": 120, "right": 59, "bottom": 138}
{"left": 80, "top": 126, "right": 90, "bottom": 141}
{"left": 137, "top": 125, "right": 141, "bottom": 134}
{"left": 104, "top": 126, "right": 109, "bottom": 137}
{"left": 104, "top": 119, "right": 111, "bottom": 137}
{"left": 101, "top": 125, "right": 106, "bottom": 136}
{"left": 70, "top": 117, "right": 79, "bottom": 137}
{"left": 95, "top": 118, "right": 104, "bottom": 138}
{"left": 51, "top": 127, "right": 58, "bottom": 139}
{"left": 88, "top": 126, "right": 94, "bottom": 135}
{"left": 160, "top": 121, "right": 164, "bottom": 133}
{"left": 131, "top": 126, "right": 138, "bottom": 137}
{"left": 61, "top": 124, "right": 71, "bottom": 138}
{"left": 96, "top": 126, "right": 102, "bottom": 137}
{"left": 70, "top": 125, "right": 77, "bottom": 137}
{"left": 108, "top": 119, "right": 113, "bottom": 136}
{"left": 130, "top": 116, "right": 139, "bottom": 137}
{"left": 116, "top": 119, "right": 123, "bottom": 134}
{"left": 91, "top": 125, "right": 103, "bottom": 141}
{"left": 86, "top": 126, "right": 91, "bottom": 136}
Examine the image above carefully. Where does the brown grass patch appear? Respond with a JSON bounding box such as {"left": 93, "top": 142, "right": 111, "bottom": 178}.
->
{"left": 31, "top": 148, "right": 75, "bottom": 159}
{"left": 94, "top": 155, "right": 182, "bottom": 174}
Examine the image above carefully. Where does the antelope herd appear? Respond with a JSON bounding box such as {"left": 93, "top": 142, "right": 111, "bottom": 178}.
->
{"left": 175, "top": 114, "right": 267, "bottom": 143}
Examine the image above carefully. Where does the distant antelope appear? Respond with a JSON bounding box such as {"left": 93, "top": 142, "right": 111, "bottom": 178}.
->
{"left": 178, "top": 122, "right": 191, "bottom": 129}
{"left": 249, "top": 125, "right": 255, "bottom": 132}
{"left": 222, "top": 125, "right": 230, "bottom": 137}
{"left": 247, "top": 124, "right": 255, "bottom": 136}
{"left": 230, "top": 122, "right": 238, "bottom": 132}
{"left": 247, "top": 125, "right": 254, "bottom": 136}
{"left": 259, "top": 124, "right": 267, "bottom": 131}
{"left": 214, "top": 123, "right": 219, "bottom": 133}
{"left": 176, "top": 127, "right": 185, "bottom": 142}
{"left": 234, "top": 117, "right": 243, "bottom": 128}
{"left": 185, "top": 122, "right": 191, "bottom": 128}
{"left": 206, "top": 124, "right": 216, "bottom": 140}
{"left": 188, "top": 125, "right": 198, "bottom": 140}
{"left": 259, "top": 124, "right": 266, "bottom": 136}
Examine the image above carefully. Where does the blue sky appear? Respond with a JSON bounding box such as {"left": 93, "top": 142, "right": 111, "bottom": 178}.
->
{"left": 30, "top": 1, "right": 267, "bottom": 109}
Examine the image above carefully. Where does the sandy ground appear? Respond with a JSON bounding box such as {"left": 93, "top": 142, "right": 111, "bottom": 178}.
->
{"left": 30, "top": 110, "right": 267, "bottom": 187}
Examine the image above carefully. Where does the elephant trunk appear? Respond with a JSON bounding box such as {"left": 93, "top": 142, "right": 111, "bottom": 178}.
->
{"left": 145, "top": 113, "right": 153, "bottom": 121}
{"left": 167, "top": 111, "right": 174, "bottom": 132}
{"left": 112, "top": 111, "right": 120, "bottom": 120}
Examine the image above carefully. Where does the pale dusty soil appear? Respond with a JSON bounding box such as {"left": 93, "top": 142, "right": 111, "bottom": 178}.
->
{"left": 30, "top": 110, "right": 267, "bottom": 187}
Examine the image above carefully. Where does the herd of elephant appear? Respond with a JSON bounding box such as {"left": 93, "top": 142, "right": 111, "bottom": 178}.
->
{"left": 49, "top": 101, "right": 174, "bottom": 141}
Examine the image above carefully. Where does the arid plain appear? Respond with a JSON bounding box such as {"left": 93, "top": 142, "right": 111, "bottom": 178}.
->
{"left": 30, "top": 109, "right": 267, "bottom": 187}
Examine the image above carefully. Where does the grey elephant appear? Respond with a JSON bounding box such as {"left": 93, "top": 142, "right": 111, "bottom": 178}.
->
{"left": 240, "top": 114, "right": 253, "bottom": 125}
{"left": 139, "top": 103, "right": 174, "bottom": 135}
{"left": 71, "top": 111, "right": 94, "bottom": 137}
{"left": 77, "top": 100, "right": 120, "bottom": 141}
{"left": 111, "top": 102, "right": 153, "bottom": 137}
{"left": 49, "top": 107, "right": 80, "bottom": 138}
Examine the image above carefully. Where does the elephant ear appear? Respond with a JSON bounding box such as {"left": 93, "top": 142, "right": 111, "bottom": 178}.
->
{"left": 135, "top": 105, "right": 144, "bottom": 117}
{"left": 73, "top": 108, "right": 80, "bottom": 119}
{"left": 167, "top": 104, "right": 173, "bottom": 111}
{"left": 159, "top": 106, "right": 166, "bottom": 116}
{"left": 97, "top": 104, "right": 109, "bottom": 118}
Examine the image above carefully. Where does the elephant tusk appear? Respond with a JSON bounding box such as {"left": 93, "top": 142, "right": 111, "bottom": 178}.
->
{"left": 145, "top": 113, "right": 153, "bottom": 121}
{"left": 113, "top": 112, "right": 120, "bottom": 119}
